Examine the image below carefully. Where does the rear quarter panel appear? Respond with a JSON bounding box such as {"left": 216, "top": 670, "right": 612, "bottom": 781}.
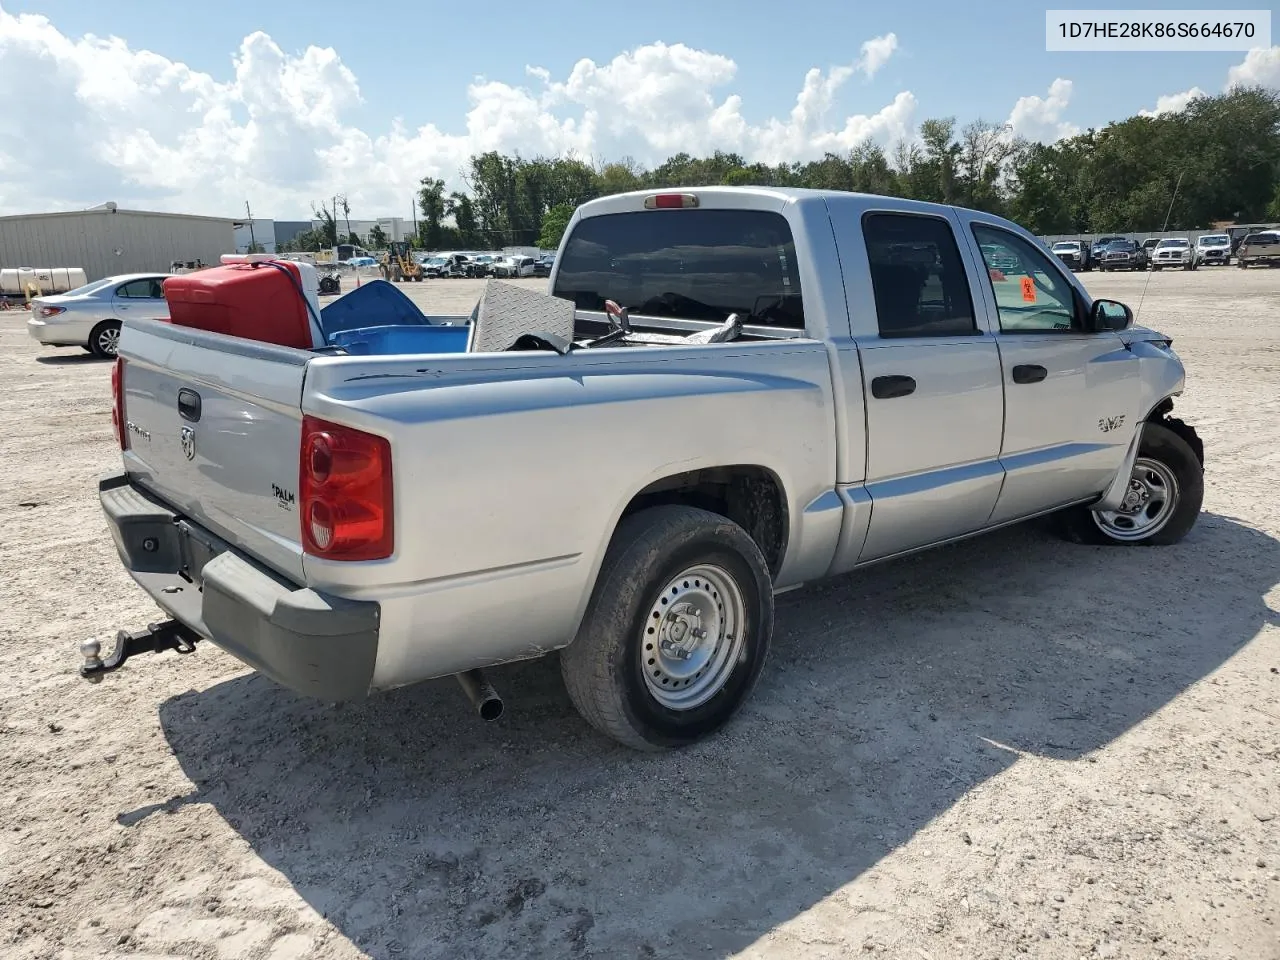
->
{"left": 300, "top": 342, "right": 838, "bottom": 685}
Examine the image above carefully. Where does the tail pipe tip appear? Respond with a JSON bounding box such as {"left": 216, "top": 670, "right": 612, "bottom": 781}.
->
{"left": 456, "top": 668, "right": 504, "bottom": 722}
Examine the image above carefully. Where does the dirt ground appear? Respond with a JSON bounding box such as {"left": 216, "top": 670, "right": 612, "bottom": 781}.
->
{"left": 1, "top": 268, "right": 1278, "bottom": 960}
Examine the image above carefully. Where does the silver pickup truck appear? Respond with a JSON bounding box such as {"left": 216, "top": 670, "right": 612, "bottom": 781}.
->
{"left": 91, "top": 187, "right": 1204, "bottom": 751}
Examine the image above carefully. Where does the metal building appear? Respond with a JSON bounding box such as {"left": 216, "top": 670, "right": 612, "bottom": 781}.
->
{"left": 0, "top": 204, "right": 237, "bottom": 281}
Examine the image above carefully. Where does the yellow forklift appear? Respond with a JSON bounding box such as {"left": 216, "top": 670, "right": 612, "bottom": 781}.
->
{"left": 379, "top": 241, "right": 424, "bottom": 282}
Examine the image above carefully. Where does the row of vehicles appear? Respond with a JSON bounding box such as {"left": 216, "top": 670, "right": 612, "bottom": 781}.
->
{"left": 1051, "top": 230, "right": 1280, "bottom": 272}
{"left": 418, "top": 252, "right": 555, "bottom": 280}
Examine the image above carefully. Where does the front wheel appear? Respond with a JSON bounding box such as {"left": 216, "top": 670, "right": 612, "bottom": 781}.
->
{"left": 560, "top": 505, "right": 774, "bottom": 751}
{"left": 1056, "top": 422, "right": 1203, "bottom": 546}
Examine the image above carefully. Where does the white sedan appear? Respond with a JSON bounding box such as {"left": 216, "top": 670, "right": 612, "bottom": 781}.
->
{"left": 27, "top": 273, "right": 171, "bottom": 358}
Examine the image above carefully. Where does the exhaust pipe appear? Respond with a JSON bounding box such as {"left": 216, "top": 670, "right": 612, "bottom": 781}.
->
{"left": 456, "top": 669, "right": 504, "bottom": 722}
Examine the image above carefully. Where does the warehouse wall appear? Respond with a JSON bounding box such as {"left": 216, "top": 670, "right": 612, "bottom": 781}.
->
{"left": 0, "top": 210, "right": 236, "bottom": 281}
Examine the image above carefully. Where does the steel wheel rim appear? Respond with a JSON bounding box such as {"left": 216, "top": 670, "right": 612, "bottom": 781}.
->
{"left": 641, "top": 563, "right": 746, "bottom": 711}
{"left": 1092, "top": 456, "right": 1180, "bottom": 541}
{"left": 98, "top": 326, "right": 120, "bottom": 356}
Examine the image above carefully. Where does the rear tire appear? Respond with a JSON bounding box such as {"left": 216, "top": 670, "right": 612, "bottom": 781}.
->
{"left": 560, "top": 505, "right": 774, "bottom": 751}
{"left": 1056, "top": 422, "right": 1203, "bottom": 547}
{"left": 88, "top": 320, "right": 121, "bottom": 359}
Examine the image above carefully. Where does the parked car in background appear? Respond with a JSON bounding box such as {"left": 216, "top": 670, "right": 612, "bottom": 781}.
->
{"left": 533, "top": 255, "right": 555, "bottom": 277}
{"left": 1195, "top": 234, "right": 1232, "bottom": 266}
{"left": 980, "top": 243, "right": 1019, "bottom": 273}
{"left": 1091, "top": 236, "right": 1125, "bottom": 262}
{"left": 464, "top": 254, "right": 500, "bottom": 278}
{"left": 27, "top": 273, "right": 171, "bottom": 358}
{"left": 1236, "top": 231, "right": 1280, "bottom": 268}
{"left": 425, "top": 253, "right": 472, "bottom": 278}
{"left": 1099, "top": 239, "right": 1147, "bottom": 271}
{"left": 493, "top": 255, "right": 538, "bottom": 278}
{"left": 1050, "top": 240, "right": 1090, "bottom": 271}
{"left": 1150, "top": 238, "right": 1195, "bottom": 271}
{"left": 1140, "top": 237, "right": 1163, "bottom": 263}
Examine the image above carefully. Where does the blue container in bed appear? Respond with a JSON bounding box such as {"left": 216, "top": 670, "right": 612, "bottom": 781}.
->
{"left": 328, "top": 324, "right": 470, "bottom": 355}
{"left": 317, "top": 279, "right": 470, "bottom": 355}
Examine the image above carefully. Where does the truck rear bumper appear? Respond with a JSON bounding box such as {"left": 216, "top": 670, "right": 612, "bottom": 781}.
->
{"left": 99, "top": 472, "right": 380, "bottom": 700}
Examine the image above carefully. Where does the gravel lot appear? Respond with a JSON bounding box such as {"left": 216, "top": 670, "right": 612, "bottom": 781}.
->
{"left": 2, "top": 268, "right": 1278, "bottom": 960}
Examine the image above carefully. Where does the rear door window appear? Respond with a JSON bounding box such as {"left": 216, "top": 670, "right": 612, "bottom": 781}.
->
{"left": 552, "top": 209, "right": 805, "bottom": 329}
{"left": 116, "top": 279, "right": 161, "bottom": 299}
{"left": 862, "top": 213, "right": 976, "bottom": 338}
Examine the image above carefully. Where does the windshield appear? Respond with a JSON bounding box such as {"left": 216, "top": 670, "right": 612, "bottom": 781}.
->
{"left": 1157, "top": 239, "right": 1189, "bottom": 248}
{"left": 1107, "top": 241, "right": 1135, "bottom": 251}
{"left": 1052, "top": 242, "right": 1078, "bottom": 251}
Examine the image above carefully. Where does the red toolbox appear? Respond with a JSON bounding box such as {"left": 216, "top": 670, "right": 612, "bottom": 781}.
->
{"left": 162, "top": 257, "right": 322, "bottom": 349}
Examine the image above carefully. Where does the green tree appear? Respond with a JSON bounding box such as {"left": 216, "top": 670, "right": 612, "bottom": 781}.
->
{"left": 418, "top": 177, "right": 448, "bottom": 250}
{"left": 538, "top": 203, "right": 574, "bottom": 250}
{"left": 311, "top": 202, "right": 338, "bottom": 247}
{"left": 414, "top": 85, "right": 1280, "bottom": 244}
{"left": 448, "top": 192, "right": 481, "bottom": 248}
{"left": 597, "top": 159, "right": 643, "bottom": 195}
{"left": 367, "top": 224, "right": 388, "bottom": 249}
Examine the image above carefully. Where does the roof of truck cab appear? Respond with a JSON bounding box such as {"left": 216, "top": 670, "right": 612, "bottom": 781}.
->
{"left": 576, "top": 185, "right": 994, "bottom": 220}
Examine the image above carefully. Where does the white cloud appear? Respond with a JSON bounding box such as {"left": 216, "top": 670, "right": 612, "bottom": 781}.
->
{"left": 0, "top": 7, "right": 910, "bottom": 218}
{"left": 1139, "top": 45, "right": 1279, "bottom": 121}
{"left": 1138, "top": 86, "right": 1208, "bottom": 117}
{"left": 1226, "top": 45, "right": 1280, "bottom": 89}
{"left": 1005, "top": 78, "right": 1079, "bottom": 143}
{"left": 857, "top": 33, "right": 899, "bottom": 79}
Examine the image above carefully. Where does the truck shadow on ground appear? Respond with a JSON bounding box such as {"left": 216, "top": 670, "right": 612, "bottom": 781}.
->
{"left": 154, "top": 512, "right": 1278, "bottom": 959}
{"left": 34, "top": 353, "right": 108, "bottom": 365}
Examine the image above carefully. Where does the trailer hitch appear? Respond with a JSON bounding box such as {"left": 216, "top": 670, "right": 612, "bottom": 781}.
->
{"left": 79, "top": 620, "right": 202, "bottom": 682}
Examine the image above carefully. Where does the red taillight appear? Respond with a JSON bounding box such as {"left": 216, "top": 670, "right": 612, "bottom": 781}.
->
{"left": 37, "top": 306, "right": 66, "bottom": 319}
{"left": 299, "top": 416, "right": 393, "bottom": 561}
{"left": 111, "top": 358, "right": 128, "bottom": 450}
{"left": 644, "top": 193, "right": 699, "bottom": 209}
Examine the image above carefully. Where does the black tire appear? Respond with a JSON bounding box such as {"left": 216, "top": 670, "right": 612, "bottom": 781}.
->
{"left": 1056, "top": 422, "right": 1203, "bottom": 547}
{"left": 88, "top": 319, "right": 121, "bottom": 359}
{"left": 560, "top": 505, "right": 774, "bottom": 751}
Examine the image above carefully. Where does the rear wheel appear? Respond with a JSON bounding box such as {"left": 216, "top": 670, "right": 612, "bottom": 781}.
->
{"left": 1056, "top": 422, "right": 1203, "bottom": 546}
{"left": 560, "top": 505, "right": 774, "bottom": 751}
{"left": 88, "top": 320, "right": 121, "bottom": 359}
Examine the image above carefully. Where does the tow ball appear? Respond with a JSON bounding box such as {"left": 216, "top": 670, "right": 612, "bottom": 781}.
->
{"left": 79, "top": 620, "right": 202, "bottom": 682}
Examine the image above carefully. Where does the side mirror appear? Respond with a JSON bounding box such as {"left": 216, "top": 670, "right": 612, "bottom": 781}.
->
{"left": 1091, "top": 298, "right": 1132, "bottom": 332}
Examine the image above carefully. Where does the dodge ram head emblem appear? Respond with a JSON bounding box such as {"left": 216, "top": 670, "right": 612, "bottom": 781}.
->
{"left": 180, "top": 426, "right": 196, "bottom": 461}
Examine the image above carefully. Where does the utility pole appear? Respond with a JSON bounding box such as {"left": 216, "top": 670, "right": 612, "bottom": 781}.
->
{"left": 245, "top": 200, "right": 257, "bottom": 252}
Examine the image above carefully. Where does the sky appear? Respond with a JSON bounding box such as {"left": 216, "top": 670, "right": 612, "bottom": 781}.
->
{"left": 0, "top": 0, "right": 1277, "bottom": 221}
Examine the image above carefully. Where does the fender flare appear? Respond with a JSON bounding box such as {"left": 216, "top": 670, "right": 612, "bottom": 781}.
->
{"left": 1094, "top": 397, "right": 1202, "bottom": 511}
